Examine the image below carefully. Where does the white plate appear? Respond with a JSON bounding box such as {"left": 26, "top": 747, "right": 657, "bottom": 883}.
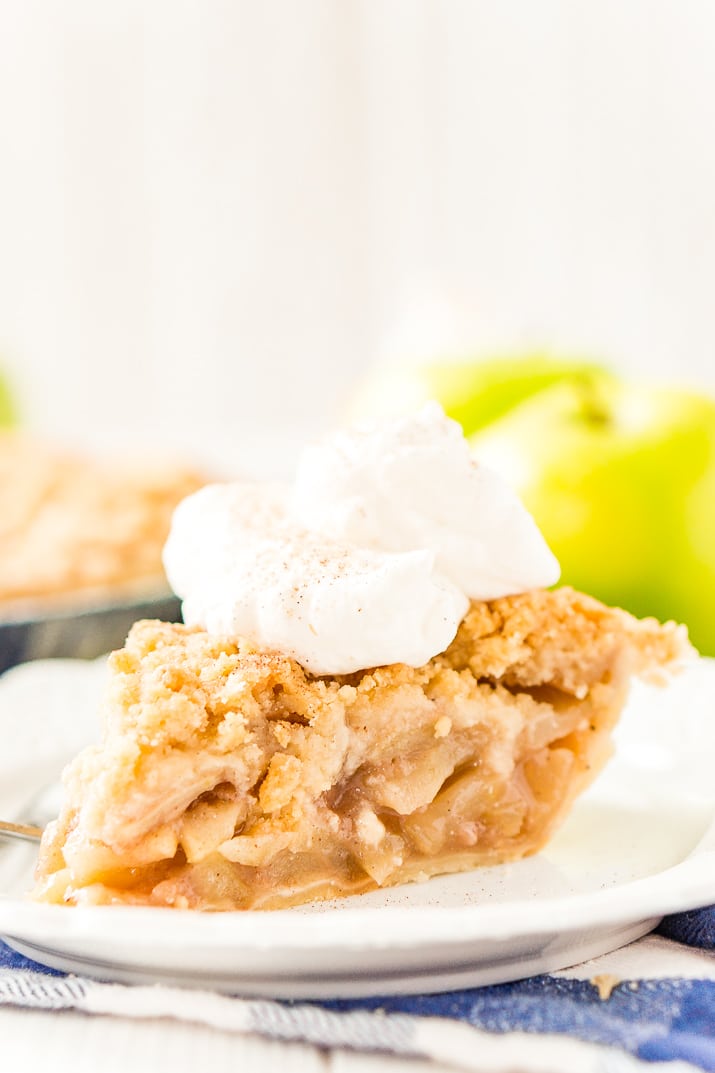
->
{"left": 0, "top": 656, "right": 714, "bottom": 999}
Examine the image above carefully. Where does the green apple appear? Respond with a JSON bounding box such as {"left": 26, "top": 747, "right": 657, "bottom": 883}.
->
{"left": 470, "top": 374, "right": 715, "bottom": 655}
{"left": 350, "top": 355, "right": 607, "bottom": 436}
{"left": 0, "top": 368, "right": 16, "bottom": 427}
{"left": 353, "top": 355, "right": 715, "bottom": 654}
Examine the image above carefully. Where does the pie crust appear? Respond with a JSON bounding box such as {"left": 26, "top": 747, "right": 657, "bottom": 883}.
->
{"left": 34, "top": 587, "right": 690, "bottom": 911}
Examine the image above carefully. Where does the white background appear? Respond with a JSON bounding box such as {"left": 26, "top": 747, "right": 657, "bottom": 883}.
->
{"left": 0, "top": 1, "right": 713, "bottom": 471}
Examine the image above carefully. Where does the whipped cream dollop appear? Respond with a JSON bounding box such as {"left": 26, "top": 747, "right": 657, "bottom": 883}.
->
{"left": 163, "top": 404, "right": 559, "bottom": 675}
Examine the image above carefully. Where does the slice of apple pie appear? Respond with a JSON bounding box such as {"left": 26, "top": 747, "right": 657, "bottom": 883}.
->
{"left": 34, "top": 586, "right": 688, "bottom": 910}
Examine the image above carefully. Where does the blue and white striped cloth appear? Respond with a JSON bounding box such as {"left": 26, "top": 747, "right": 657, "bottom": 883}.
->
{"left": 1, "top": 909, "right": 713, "bottom": 1073}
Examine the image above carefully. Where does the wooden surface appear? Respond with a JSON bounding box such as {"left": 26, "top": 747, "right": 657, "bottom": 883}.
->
{"left": 0, "top": 1007, "right": 460, "bottom": 1073}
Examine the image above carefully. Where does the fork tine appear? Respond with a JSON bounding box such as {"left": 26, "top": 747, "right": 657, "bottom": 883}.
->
{"left": 0, "top": 820, "right": 43, "bottom": 843}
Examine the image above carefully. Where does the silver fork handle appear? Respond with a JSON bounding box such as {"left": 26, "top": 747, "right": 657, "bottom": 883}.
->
{"left": 0, "top": 820, "right": 43, "bottom": 843}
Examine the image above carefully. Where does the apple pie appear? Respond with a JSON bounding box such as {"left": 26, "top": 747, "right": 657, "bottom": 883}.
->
{"left": 0, "top": 433, "right": 204, "bottom": 604}
{"left": 34, "top": 586, "right": 689, "bottom": 911}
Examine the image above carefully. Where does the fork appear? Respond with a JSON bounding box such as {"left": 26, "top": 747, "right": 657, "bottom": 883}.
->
{"left": 0, "top": 820, "right": 43, "bottom": 843}
{"left": 0, "top": 782, "right": 62, "bottom": 845}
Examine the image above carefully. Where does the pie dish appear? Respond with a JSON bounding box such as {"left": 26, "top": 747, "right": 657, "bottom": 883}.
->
{"left": 34, "top": 586, "right": 689, "bottom": 911}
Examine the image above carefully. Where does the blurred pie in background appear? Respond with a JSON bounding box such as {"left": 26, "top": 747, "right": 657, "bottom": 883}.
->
{"left": 0, "top": 434, "right": 204, "bottom": 604}
{"left": 0, "top": 434, "right": 206, "bottom": 671}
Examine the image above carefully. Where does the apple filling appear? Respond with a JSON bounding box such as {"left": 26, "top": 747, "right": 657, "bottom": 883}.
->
{"left": 34, "top": 587, "right": 689, "bottom": 911}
